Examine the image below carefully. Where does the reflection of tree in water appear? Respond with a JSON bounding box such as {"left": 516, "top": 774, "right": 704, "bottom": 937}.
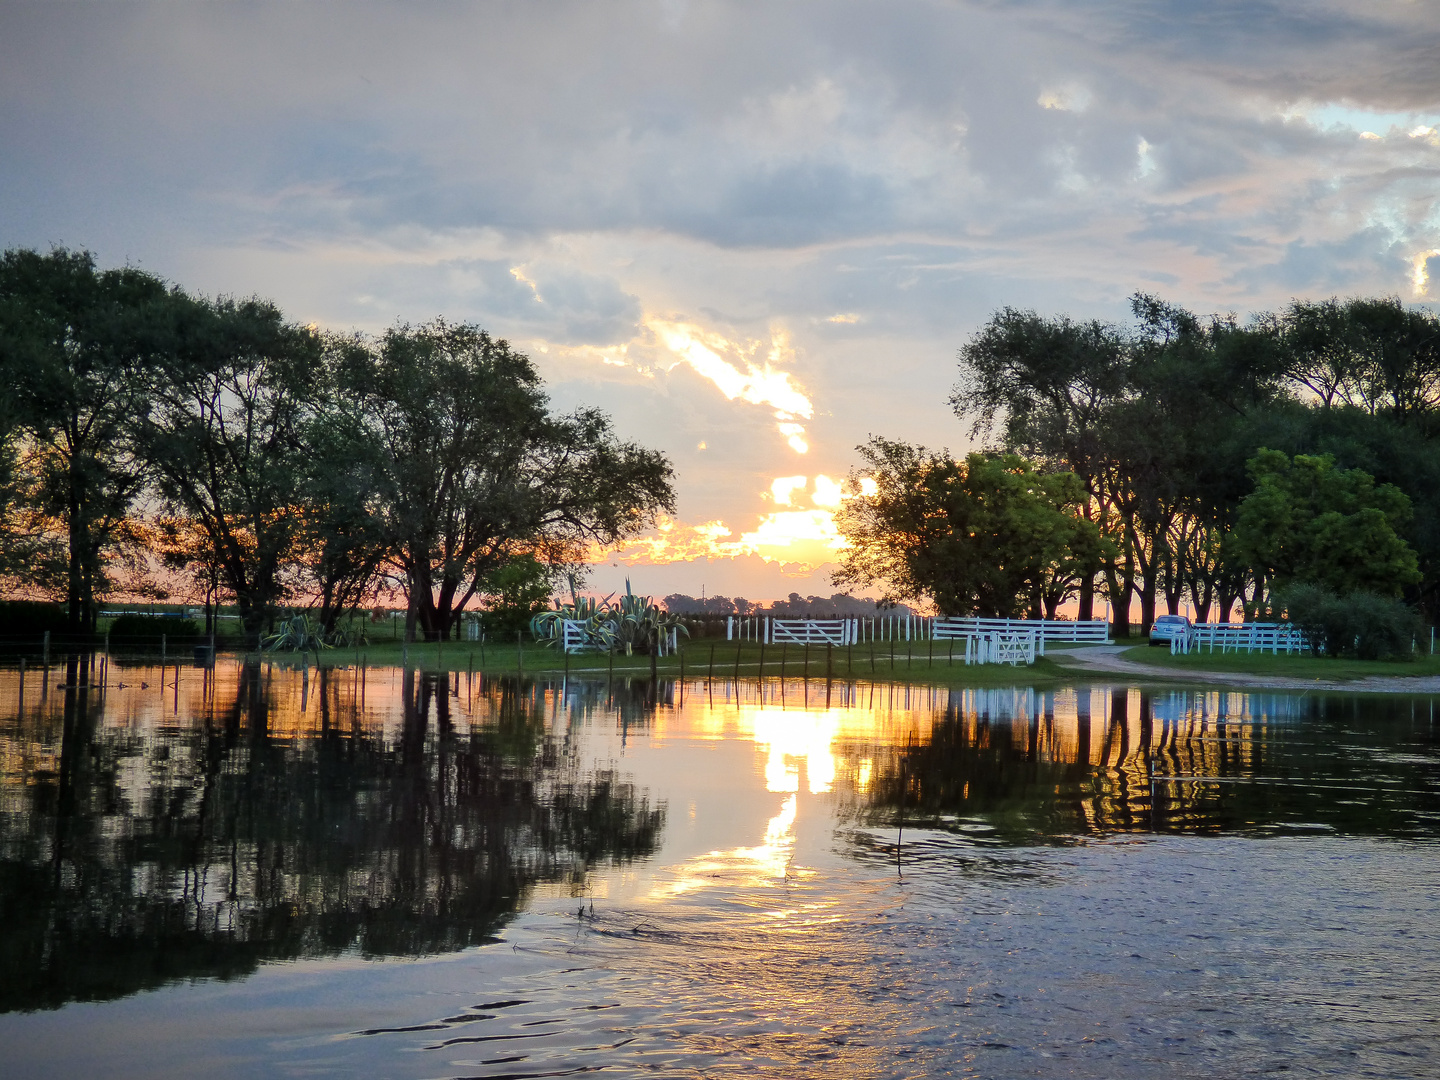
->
{"left": 850, "top": 687, "right": 1440, "bottom": 845}
{"left": 0, "top": 662, "right": 664, "bottom": 1012}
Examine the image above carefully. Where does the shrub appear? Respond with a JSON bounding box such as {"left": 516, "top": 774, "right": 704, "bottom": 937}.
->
{"left": 1275, "top": 584, "right": 1421, "bottom": 661}
{"left": 107, "top": 614, "right": 201, "bottom": 645}
{"left": 0, "top": 601, "right": 70, "bottom": 636}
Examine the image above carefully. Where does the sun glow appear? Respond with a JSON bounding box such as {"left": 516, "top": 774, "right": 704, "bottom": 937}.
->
{"left": 597, "top": 474, "right": 869, "bottom": 571}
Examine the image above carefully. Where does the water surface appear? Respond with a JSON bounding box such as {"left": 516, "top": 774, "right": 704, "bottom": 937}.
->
{"left": 1, "top": 660, "right": 1437, "bottom": 1077}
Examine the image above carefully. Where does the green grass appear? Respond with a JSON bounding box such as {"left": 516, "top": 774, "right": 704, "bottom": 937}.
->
{"left": 244, "top": 637, "right": 1075, "bottom": 687}
{"left": 1119, "top": 644, "right": 1440, "bottom": 680}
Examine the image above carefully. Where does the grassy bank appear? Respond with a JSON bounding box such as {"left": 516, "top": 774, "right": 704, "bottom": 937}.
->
{"left": 229, "top": 637, "right": 1077, "bottom": 688}
{"left": 1119, "top": 644, "right": 1440, "bottom": 680}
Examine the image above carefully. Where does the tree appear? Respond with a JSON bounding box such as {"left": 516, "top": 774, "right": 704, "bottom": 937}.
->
{"left": 291, "top": 367, "right": 392, "bottom": 635}
{"left": 952, "top": 308, "right": 1130, "bottom": 626}
{"left": 140, "top": 295, "right": 323, "bottom": 648}
{"left": 0, "top": 248, "right": 169, "bottom": 632}
{"left": 346, "top": 321, "right": 675, "bottom": 641}
{"left": 1231, "top": 449, "right": 1420, "bottom": 600}
{"left": 832, "top": 440, "right": 1104, "bottom": 617}
{"left": 476, "top": 554, "right": 555, "bottom": 637}
{"left": 1278, "top": 297, "right": 1440, "bottom": 426}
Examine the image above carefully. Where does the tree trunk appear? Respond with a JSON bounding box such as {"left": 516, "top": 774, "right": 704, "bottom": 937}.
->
{"left": 1078, "top": 573, "right": 1094, "bottom": 622}
{"left": 67, "top": 489, "right": 85, "bottom": 635}
{"left": 1139, "top": 576, "right": 1157, "bottom": 637}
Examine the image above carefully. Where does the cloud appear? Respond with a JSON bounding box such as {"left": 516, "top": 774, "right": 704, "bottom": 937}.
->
{"left": 6, "top": 0, "right": 1440, "bottom": 598}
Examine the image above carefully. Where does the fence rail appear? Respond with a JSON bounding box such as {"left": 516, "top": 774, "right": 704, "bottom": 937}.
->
{"left": 1184, "top": 622, "right": 1311, "bottom": 655}
{"left": 934, "top": 617, "right": 1110, "bottom": 643}
{"left": 725, "top": 614, "right": 1106, "bottom": 644}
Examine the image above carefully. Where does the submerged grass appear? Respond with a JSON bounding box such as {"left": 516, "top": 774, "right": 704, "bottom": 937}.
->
{"left": 251, "top": 637, "right": 1075, "bottom": 687}
{"left": 1119, "top": 644, "right": 1440, "bottom": 680}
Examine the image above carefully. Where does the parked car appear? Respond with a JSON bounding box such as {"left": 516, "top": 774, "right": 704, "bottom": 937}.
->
{"left": 1149, "top": 614, "right": 1192, "bottom": 646}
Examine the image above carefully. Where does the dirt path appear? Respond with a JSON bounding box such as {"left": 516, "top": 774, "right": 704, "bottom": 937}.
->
{"left": 1048, "top": 644, "right": 1440, "bottom": 695}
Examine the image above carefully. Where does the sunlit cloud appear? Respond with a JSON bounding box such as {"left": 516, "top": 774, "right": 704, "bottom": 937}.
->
{"left": 648, "top": 317, "right": 813, "bottom": 453}
{"left": 777, "top": 424, "right": 809, "bottom": 453}
{"left": 1413, "top": 250, "right": 1440, "bottom": 296}
{"left": 509, "top": 265, "right": 543, "bottom": 302}
{"left": 811, "top": 474, "right": 843, "bottom": 508}
{"left": 595, "top": 474, "right": 860, "bottom": 571}
{"left": 770, "top": 476, "right": 808, "bottom": 506}
{"left": 740, "top": 509, "right": 841, "bottom": 549}
{"left": 826, "top": 312, "right": 860, "bottom": 324}
{"left": 1037, "top": 84, "right": 1091, "bottom": 112}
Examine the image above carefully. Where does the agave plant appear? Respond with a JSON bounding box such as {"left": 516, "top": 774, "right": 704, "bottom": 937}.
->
{"left": 608, "top": 580, "right": 688, "bottom": 655}
{"left": 262, "top": 613, "right": 332, "bottom": 652}
{"left": 531, "top": 592, "right": 616, "bottom": 652}
{"left": 531, "top": 580, "right": 688, "bottom": 655}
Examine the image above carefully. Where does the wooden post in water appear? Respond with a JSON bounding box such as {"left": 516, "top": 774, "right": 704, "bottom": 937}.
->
{"left": 826, "top": 643, "right": 833, "bottom": 683}
{"left": 758, "top": 640, "right": 765, "bottom": 681}
{"left": 517, "top": 632, "right": 523, "bottom": 677}
{"left": 42, "top": 631, "right": 49, "bottom": 666}
{"left": 161, "top": 633, "right": 166, "bottom": 665}
{"left": 707, "top": 643, "right": 715, "bottom": 686}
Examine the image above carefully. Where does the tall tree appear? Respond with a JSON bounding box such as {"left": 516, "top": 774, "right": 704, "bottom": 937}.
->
{"left": 292, "top": 359, "right": 392, "bottom": 636}
{"left": 345, "top": 321, "right": 674, "bottom": 641}
{"left": 140, "top": 296, "right": 323, "bottom": 648}
{"left": 0, "top": 248, "right": 169, "bottom": 632}
{"left": 952, "top": 308, "right": 1129, "bottom": 626}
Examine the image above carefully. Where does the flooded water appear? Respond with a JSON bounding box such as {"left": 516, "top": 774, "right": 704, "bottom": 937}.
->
{"left": 2, "top": 658, "right": 1438, "bottom": 1078}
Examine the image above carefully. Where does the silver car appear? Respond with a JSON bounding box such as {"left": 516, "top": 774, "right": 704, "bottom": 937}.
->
{"left": 1149, "top": 614, "right": 1191, "bottom": 646}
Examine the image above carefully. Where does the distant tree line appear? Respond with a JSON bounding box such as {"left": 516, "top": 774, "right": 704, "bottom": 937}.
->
{"left": 837, "top": 294, "right": 1440, "bottom": 638}
{"left": 662, "top": 591, "right": 916, "bottom": 618}
{"left": 0, "top": 248, "right": 674, "bottom": 646}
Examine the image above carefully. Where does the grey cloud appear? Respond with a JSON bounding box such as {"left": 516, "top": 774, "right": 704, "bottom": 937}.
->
{"left": 4, "top": 0, "right": 1440, "bottom": 539}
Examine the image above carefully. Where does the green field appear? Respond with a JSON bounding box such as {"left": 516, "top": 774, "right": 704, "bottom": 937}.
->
{"left": 1118, "top": 643, "right": 1440, "bottom": 680}
{"left": 247, "top": 637, "right": 1076, "bottom": 688}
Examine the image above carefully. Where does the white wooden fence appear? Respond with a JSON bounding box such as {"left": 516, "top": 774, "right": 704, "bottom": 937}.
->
{"left": 934, "top": 617, "right": 1110, "bottom": 643}
{"left": 726, "top": 614, "right": 1108, "bottom": 644}
{"left": 768, "top": 618, "right": 856, "bottom": 646}
{"left": 963, "top": 632, "right": 1037, "bottom": 666}
{"left": 560, "top": 620, "right": 680, "bottom": 655}
{"left": 1184, "top": 622, "right": 1311, "bottom": 655}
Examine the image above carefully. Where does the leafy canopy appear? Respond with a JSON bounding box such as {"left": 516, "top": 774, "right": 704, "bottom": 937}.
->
{"left": 833, "top": 440, "right": 1103, "bottom": 617}
{"left": 1231, "top": 449, "right": 1420, "bottom": 598}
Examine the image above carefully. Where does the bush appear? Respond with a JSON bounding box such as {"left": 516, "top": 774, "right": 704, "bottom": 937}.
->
{"left": 107, "top": 614, "right": 201, "bottom": 645}
{"left": 0, "top": 600, "right": 70, "bottom": 637}
{"left": 1276, "top": 584, "right": 1422, "bottom": 660}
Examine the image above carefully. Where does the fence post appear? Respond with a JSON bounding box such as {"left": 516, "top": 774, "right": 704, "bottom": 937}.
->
{"left": 727, "top": 616, "right": 733, "bottom": 641}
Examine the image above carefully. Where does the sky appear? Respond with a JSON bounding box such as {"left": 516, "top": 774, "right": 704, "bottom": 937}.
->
{"left": 3, "top": 0, "right": 1439, "bottom": 603}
